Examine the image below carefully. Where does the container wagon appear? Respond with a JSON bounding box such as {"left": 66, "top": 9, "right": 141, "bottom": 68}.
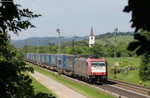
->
{"left": 51, "top": 54, "right": 58, "bottom": 70}
{"left": 63, "top": 55, "right": 75, "bottom": 76}
{"left": 45, "top": 54, "right": 51, "bottom": 68}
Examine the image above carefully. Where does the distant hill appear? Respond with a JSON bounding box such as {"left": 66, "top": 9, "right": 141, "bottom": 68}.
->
{"left": 95, "top": 35, "right": 134, "bottom": 45}
{"left": 11, "top": 32, "right": 134, "bottom": 48}
{"left": 11, "top": 36, "right": 88, "bottom": 48}
{"left": 95, "top": 32, "right": 134, "bottom": 45}
{"left": 95, "top": 32, "right": 133, "bottom": 39}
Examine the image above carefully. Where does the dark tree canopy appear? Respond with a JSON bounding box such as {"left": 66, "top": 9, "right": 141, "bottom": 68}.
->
{"left": 124, "top": 0, "right": 150, "bottom": 55}
{"left": 124, "top": 0, "right": 150, "bottom": 82}
{"left": 0, "top": 0, "right": 55, "bottom": 97}
{"left": 127, "top": 31, "right": 150, "bottom": 55}
{"left": 0, "top": 0, "right": 41, "bottom": 34}
{"left": 139, "top": 54, "right": 150, "bottom": 81}
{"left": 124, "top": 0, "right": 150, "bottom": 32}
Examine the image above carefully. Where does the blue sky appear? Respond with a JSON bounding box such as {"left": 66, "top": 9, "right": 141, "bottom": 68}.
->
{"left": 10, "top": 0, "right": 133, "bottom": 40}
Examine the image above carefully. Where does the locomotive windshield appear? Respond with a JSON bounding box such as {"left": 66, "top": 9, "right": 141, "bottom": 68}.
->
{"left": 91, "top": 61, "right": 105, "bottom": 66}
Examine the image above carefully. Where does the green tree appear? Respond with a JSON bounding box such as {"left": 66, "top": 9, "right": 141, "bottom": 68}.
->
{"left": 116, "top": 42, "right": 134, "bottom": 57}
{"left": 0, "top": 1, "right": 41, "bottom": 33}
{"left": 127, "top": 31, "right": 150, "bottom": 55}
{"left": 21, "top": 45, "right": 37, "bottom": 53}
{"left": 90, "top": 45, "right": 103, "bottom": 57}
{"left": 139, "top": 54, "right": 150, "bottom": 81}
{"left": 124, "top": 0, "right": 150, "bottom": 55}
{"left": 128, "top": 32, "right": 150, "bottom": 81}
{"left": 69, "top": 46, "right": 82, "bottom": 55}
{"left": 103, "top": 44, "right": 114, "bottom": 57}
{"left": 124, "top": 0, "right": 150, "bottom": 32}
{"left": 124, "top": 0, "right": 150, "bottom": 81}
{"left": 0, "top": 0, "right": 55, "bottom": 97}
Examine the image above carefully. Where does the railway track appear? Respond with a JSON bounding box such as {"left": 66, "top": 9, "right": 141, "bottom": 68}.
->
{"left": 27, "top": 62, "right": 150, "bottom": 98}
{"left": 108, "top": 79, "right": 150, "bottom": 96}
{"left": 96, "top": 79, "right": 150, "bottom": 98}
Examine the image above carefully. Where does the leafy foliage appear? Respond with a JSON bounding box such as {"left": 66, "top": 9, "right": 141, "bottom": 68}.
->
{"left": 69, "top": 46, "right": 82, "bottom": 55}
{"left": 124, "top": 0, "right": 150, "bottom": 55}
{"left": 0, "top": 34, "right": 34, "bottom": 97}
{"left": 0, "top": 31, "right": 55, "bottom": 98}
{"left": 96, "top": 32, "right": 133, "bottom": 39}
{"left": 111, "top": 64, "right": 138, "bottom": 74}
{"left": 21, "top": 39, "right": 135, "bottom": 58}
{"left": 111, "top": 61, "right": 139, "bottom": 73}
{"left": 0, "top": 0, "right": 55, "bottom": 97}
{"left": 124, "top": 0, "right": 150, "bottom": 32}
{"left": 139, "top": 54, "right": 150, "bottom": 81}
{"left": 124, "top": 0, "right": 150, "bottom": 82}
{"left": 90, "top": 44, "right": 103, "bottom": 57}
{"left": 128, "top": 31, "right": 150, "bottom": 55}
{"left": 0, "top": 0, "right": 41, "bottom": 34}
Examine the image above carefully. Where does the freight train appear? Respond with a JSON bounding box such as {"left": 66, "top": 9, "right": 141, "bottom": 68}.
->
{"left": 25, "top": 53, "right": 108, "bottom": 83}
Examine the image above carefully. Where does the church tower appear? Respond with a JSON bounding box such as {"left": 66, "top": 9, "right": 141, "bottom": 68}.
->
{"left": 89, "top": 27, "right": 95, "bottom": 48}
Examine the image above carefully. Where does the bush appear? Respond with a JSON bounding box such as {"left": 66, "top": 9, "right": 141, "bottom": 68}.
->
{"left": 111, "top": 61, "right": 139, "bottom": 74}
{"left": 139, "top": 54, "right": 150, "bottom": 81}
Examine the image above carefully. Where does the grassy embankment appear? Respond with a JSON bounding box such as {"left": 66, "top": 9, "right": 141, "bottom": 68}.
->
{"left": 106, "top": 57, "right": 150, "bottom": 87}
{"left": 32, "top": 65, "right": 113, "bottom": 98}
{"left": 27, "top": 73, "right": 57, "bottom": 97}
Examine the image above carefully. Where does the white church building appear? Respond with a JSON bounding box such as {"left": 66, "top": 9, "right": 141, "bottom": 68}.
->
{"left": 89, "top": 27, "right": 95, "bottom": 48}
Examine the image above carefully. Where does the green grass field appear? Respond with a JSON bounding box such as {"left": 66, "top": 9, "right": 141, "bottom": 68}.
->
{"left": 106, "top": 57, "right": 150, "bottom": 87}
{"left": 106, "top": 57, "right": 141, "bottom": 67}
{"left": 29, "top": 74, "right": 57, "bottom": 97}
{"left": 28, "top": 74, "right": 57, "bottom": 98}
{"left": 33, "top": 65, "right": 113, "bottom": 98}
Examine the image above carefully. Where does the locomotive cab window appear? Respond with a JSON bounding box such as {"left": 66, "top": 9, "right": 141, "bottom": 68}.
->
{"left": 91, "top": 61, "right": 105, "bottom": 66}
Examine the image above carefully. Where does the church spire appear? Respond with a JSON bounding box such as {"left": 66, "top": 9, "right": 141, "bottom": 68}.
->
{"left": 89, "top": 27, "right": 95, "bottom": 48}
{"left": 90, "top": 27, "right": 94, "bottom": 36}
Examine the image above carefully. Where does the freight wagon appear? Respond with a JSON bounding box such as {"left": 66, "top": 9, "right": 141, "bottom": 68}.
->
{"left": 51, "top": 54, "right": 57, "bottom": 70}
{"left": 63, "top": 55, "right": 75, "bottom": 76}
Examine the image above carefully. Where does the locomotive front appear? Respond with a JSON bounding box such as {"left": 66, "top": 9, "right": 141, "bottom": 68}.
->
{"left": 87, "top": 58, "right": 107, "bottom": 82}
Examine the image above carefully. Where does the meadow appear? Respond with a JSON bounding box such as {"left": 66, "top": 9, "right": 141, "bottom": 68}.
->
{"left": 106, "top": 57, "right": 150, "bottom": 87}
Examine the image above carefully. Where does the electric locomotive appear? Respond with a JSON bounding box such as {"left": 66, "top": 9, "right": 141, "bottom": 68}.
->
{"left": 74, "top": 56, "right": 107, "bottom": 83}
